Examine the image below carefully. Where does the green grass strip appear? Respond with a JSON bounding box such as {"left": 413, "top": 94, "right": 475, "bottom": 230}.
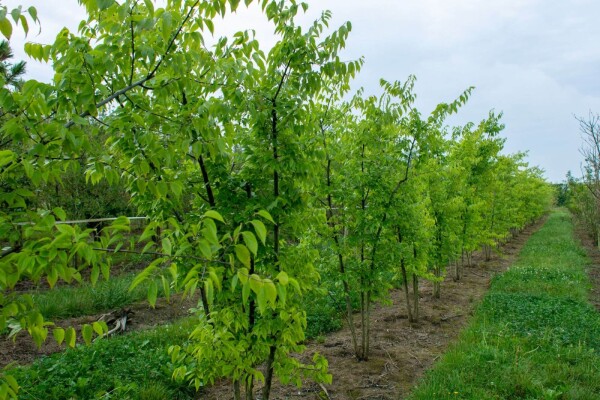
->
{"left": 409, "top": 210, "right": 600, "bottom": 400}
{"left": 33, "top": 273, "right": 150, "bottom": 320}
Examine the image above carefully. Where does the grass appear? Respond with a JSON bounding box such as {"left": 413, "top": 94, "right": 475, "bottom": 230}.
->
{"left": 33, "top": 273, "right": 154, "bottom": 320}
{"left": 10, "top": 318, "right": 197, "bottom": 400}
{"left": 409, "top": 209, "right": 600, "bottom": 399}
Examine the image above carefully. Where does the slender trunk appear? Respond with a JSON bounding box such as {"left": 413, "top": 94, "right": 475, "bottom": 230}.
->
{"left": 246, "top": 379, "right": 254, "bottom": 400}
{"left": 484, "top": 244, "right": 491, "bottom": 261}
{"left": 433, "top": 264, "right": 441, "bottom": 299}
{"left": 343, "top": 279, "right": 359, "bottom": 357}
{"left": 400, "top": 257, "right": 413, "bottom": 322}
{"left": 263, "top": 96, "right": 281, "bottom": 399}
{"left": 364, "top": 291, "right": 371, "bottom": 360}
{"left": 454, "top": 258, "right": 461, "bottom": 281}
{"left": 412, "top": 274, "right": 419, "bottom": 321}
{"left": 262, "top": 345, "right": 277, "bottom": 400}
{"left": 233, "top": 381, "right": 241, "bottom": 400}
{"left": 360, "top": 290, "right": 366, "bottom": 360}
{"left": 198, "top": 154, "right": 216, "bottom": 207}
{"left": 325, "top": 158, "right": 359, "bottom": 357}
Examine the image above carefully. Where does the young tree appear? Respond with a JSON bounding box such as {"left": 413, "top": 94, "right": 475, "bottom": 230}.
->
{"left": 575, "top": 111, "right": 600, "bottom": 246}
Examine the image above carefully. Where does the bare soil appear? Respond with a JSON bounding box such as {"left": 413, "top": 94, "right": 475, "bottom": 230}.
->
{"left": 0, "top": 295, "right": 197, "bottom": 369}
{"left": 205, "top": 217, "right": 547, "bottom": 400}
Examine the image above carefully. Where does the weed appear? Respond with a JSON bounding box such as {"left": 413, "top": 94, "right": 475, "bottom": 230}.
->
{"left": 10, "top": 318, "right": 197, "bottom": 399}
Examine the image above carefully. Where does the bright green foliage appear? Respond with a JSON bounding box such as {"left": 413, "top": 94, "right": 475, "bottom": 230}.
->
{"left": 409, "top": 210, "right": 600, "bottom": 400}
{"left": 0, "top": 0, "right": 555, "bottom": 398}
{"left": 0, "top": 5, "right": 38, "bottom": 40}
{"left": 2, "top": 0, "right": 358, "bottom": 398}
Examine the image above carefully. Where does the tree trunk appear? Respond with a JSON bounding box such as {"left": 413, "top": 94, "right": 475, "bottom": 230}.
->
{"left": 412, "top": 274, "right": 419, "bottom": 321}
{"left": 246, "top": 377, "right": 254, "bottom": 400}
{"left": 262, "top": 345, "right": 277, "bottom": 400}
{"left": 343, "top": 280, "right": 359, "bottom": 358}
{"left": 364, "top": 291, "right": 371, "bottom": 361}
{"left": 484, "top": 244, "right": 492, "bottom": 261}
{"left": 360, "top": 290, "right": 367, "bottom": 360}
{"left": 433, "top": 264, "right": 441, "bottom": 299}
{"left": 400, "top": 257, "right": 414, "bottom": 322}
{"left": 453, "top": 258, "right": 461, "bottom": 281}
{"left": 234, "top": 381, "right": 241, "bottom": 400}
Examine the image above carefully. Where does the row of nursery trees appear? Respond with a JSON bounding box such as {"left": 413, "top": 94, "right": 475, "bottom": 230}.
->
{"left": 561, "top": 112, "right": 600, "bottom": 245}
{"left": 0, "top": 0, "right": 553, "bottom": 398}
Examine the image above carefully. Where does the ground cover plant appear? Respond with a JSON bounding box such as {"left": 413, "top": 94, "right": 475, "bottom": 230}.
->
{"left": 409, "top": 209, "right": 600, "bottom": 400}
{"left": 9, "top": 318, "right": 196, "bottom": 400}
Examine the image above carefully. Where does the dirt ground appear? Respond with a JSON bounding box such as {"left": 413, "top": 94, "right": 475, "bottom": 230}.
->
{"left": 0, "top": 295, "right": 197, "bottom": 369}
{"left": 204, "top": 218, "right": 547, "bottom": 400}
{"left": 1, "top": 217, "right": 546, "bottom": 399}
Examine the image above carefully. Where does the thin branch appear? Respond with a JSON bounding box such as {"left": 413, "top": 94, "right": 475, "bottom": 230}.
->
{"left": 64, "top": 0, "right": 202, "bottom": 129}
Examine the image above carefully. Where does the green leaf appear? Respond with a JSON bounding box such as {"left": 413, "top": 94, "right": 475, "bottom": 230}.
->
{"left": 47, "top": 267, "right": 58, "bottom": 289}
{"left": 162, "top": 237, "right": 172, "bottom": 255}
{"left": 277, "top": 284, "right": 287, "bottom": 306}
{"left": 53, "top": 207, "right": 67, "bottom": 221}
{"left": 5, "top": 374, "right": 18, "bottom": 393}
{"left": 241, "top": 231, "right": 258, "bottom": 256}
{"left": 204, "top": 210, "right": 224, "bottom": 223}
{"left": 237, "top": 268, "right": 249, "bottom": 284}
{"left": 204, "top": 279, "right": 214, "bottom": 305}
{"left": 10, "top": 8, "right": 20, "bottom": 24}
{"left": 202, "top": 218, "right": 219, "bottom": 244}
{"left": 198, "top": 238, "right": 212, "bottom": 259}
{"left": 129, "top": 260, "right": 159, "bottom": 291}
{"left": 257, "top": 210, "right": 275, "bottom": 224}
{"left": 205, "top": 18, "right": 214, "bottom": 34}
{"left": 161, "top": 11, "right": 172, "bottom": 42}
{"left": 53, "top": 328, "right": 65, "bottom": 346}
{"left": 92, "top": 321, "right": 107, "bottom": 336}
{"left": 0, "top": 18, "right": 13, "bottom": 39}
{"left": 0, "top": 149, "right": 14, "bottom": 168}
{"left": 139, "top": 222, "right": 157, "bottom": 242}
{"left": 157, "top": 181, "right": 168, "bottom": 199}
{"left": 90, "top": 265, "right": 100, "bottom": 286}
{"left": 97, "top": 0, "right": 115, "bottom": 10}
{"left": 234, "top": 244, "right": 251, "bottom": 268}
{"left": 276, "top": 271, "right": 289, "bottom": 286}
{"left": 82, "top": 324, "right": 93, "bottom": 345}
{"left": 148, "top": 280, "right": 158, "bottom": 307}
{"left": 65, "top": 327, "right": 76, "bottom": 348}
{"left": 248, "top": 273, "right": 262, "bottom": 294}
{"left": 250, "top": 220, "right": 267, "bottom": 244}
{"left": 28, "top": 6, "right": 37, "bottom": 21}
{"left": 256, "top": 288, "right": 267, "bottom": 313}
{"left": 263, "top": 279, "right": 277, "bottom": 307}
{"left": 143, "top": 0, "right": 154, "bottom": 16}
{"left": 161, "top": 275, "right": 171, "bottom": 302}
{"left": 242, "top": 281, "right": 250, "bottom": 304}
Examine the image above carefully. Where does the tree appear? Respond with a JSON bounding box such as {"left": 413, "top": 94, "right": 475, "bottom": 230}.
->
{"left": 575, "top": 112, "right": 600, "bottom": 246}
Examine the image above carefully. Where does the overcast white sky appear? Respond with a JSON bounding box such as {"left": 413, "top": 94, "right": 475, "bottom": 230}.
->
{"left": 5, "top": 0, "right": 600, "bottom": 182}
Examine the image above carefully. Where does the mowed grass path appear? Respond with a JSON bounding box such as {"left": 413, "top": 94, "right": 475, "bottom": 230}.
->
{"left": 409, "top": 210, "right": 600, "bottom": 400}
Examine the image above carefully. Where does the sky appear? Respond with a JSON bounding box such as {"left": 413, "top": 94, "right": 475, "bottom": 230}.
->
{"left": 5, "top": 0, "right": 600, "bottom": 182}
